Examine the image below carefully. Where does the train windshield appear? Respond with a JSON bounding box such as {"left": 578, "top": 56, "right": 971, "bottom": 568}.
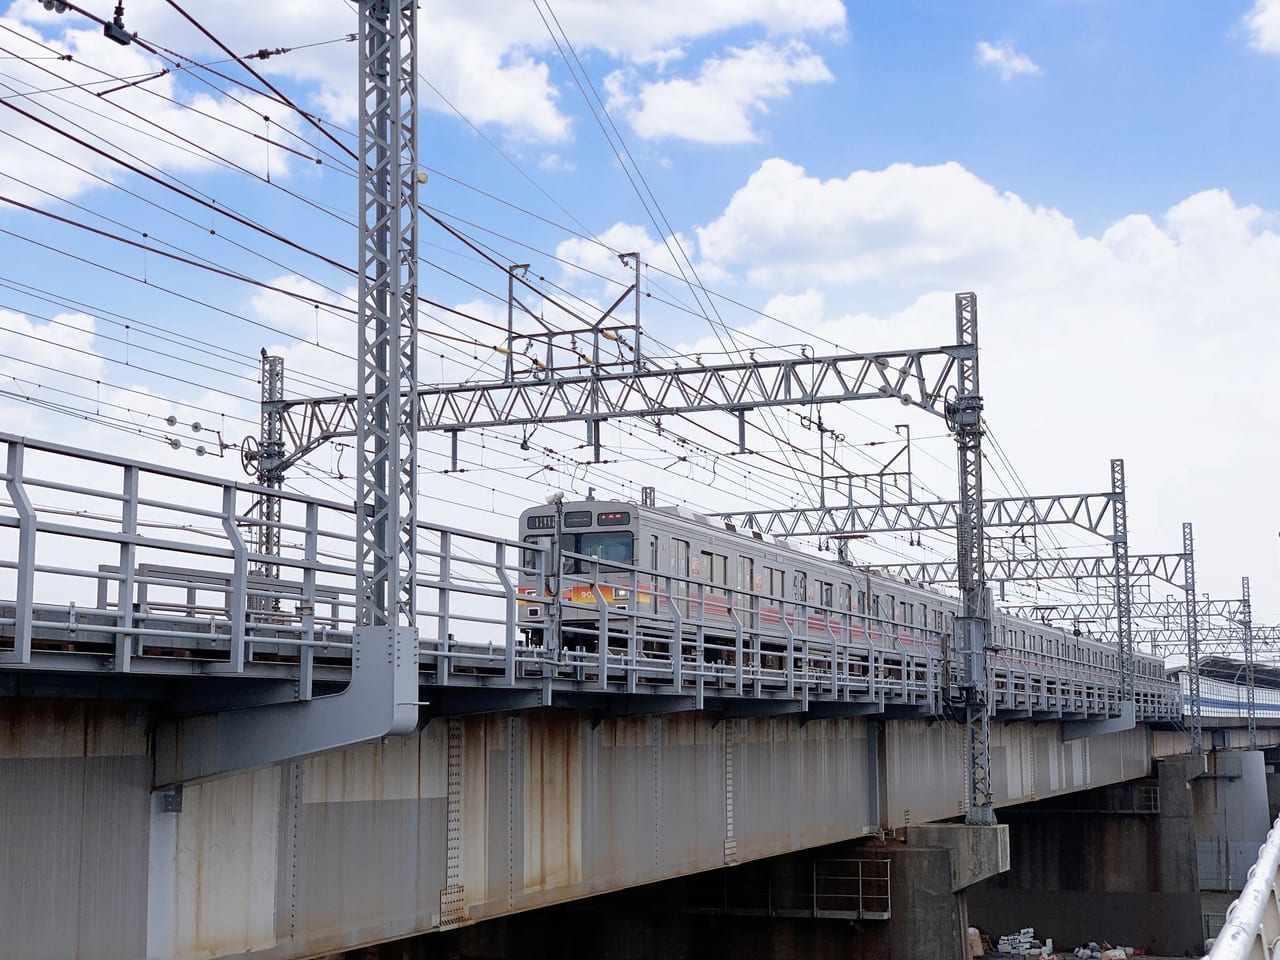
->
{"left": 562, "top": 531, "right": 634, "bottom": 573}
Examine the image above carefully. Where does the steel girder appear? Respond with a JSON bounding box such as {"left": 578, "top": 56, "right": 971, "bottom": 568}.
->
{"left": 716, "top": 490, "right": 1120, "bottom": 539}
{"left": 269, "top": 345, "right": 973, "bottom": 470}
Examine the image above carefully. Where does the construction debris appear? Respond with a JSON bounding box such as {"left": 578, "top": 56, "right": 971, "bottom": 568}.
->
{"left": 972, "top": 926, "right": 1150, "bottom": 960}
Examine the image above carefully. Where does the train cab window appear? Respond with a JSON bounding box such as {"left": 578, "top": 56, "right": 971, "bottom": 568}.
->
{"left": 561, "top": 530, "right": 634, "bottom": 573}
{"left": 521, "top": 535, "right": 551, "bottom": 574}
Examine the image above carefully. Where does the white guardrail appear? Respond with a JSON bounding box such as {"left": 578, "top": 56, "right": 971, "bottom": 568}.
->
{"left": 1205, "top": 811, "right": 1280, "bottom": 959}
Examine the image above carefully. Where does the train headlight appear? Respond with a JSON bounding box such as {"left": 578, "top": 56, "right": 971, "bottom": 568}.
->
{"left": 613, "top": 588, "right": 629, "bottom": 600}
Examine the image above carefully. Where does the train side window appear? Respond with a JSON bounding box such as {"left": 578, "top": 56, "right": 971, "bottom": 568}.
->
{"left": 819, "top": 580, "right": 833, "bottom": 609}
{"left": 764, "top": 566, "right": 782, "bottom": 597}
{"left": 701, "top": 552, "right": 728, "bottom": 597}
{"left": 649, "top": 536, "right": 659, "bottom": 571}
{"left": 794, "top": 571, "right": 808, "bottom": 603}
{"left": 884, "top": 595, "right": 896, "bottom": 621}
{"left": 857, "top": 589, "right": 867, "bottom": 615}
{"left": 933, "top": 610, "right": 943, "bottom": 631}
{"left": 673, "top": 539, "right": 690, "bottom": 577}
{"left": 838, "top": 583, "right": 852, "bottom": 611}
{"left": 740, "top": 556, "right": 755, "bottom": 593}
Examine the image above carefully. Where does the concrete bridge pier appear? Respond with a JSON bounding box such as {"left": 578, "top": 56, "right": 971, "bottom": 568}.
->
{"left": 845, "top": 824, "right": 1011, "bottom": 960}
{"left": 967, "top": 751, "right": 1272, "bottom": 957}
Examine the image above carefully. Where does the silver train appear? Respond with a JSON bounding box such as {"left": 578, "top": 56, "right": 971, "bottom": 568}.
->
{"left": 1169, "top": 669, "right": 1280, "bottom": 718}
{"left": 516, "top": 498, "right": 1171, "bottom": 692}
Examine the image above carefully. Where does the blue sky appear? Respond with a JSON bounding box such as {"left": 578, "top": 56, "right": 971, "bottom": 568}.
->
{"left": 1, "top": 0, "right": 1278, "bottom": 632}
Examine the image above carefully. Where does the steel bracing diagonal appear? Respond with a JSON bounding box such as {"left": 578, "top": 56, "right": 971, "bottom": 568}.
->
{"left": 717, "top": 491, "right": 1119, "bottom": 539}
{"left": 1004, "top": 598, "right": 1241, "bottom": 623}
{"left": 270, "top": 345, "right": 973, "bottom": 469}
{"left": 868, "top": 552, "right": 1187, "bottom": 587}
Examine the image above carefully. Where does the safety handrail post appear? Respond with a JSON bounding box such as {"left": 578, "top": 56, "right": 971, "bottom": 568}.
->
{"left": 665, "top": 574, "right": 683, "bottom": 690}
{"left": 115, "top": 464, "right": 138, "bottom": 673}
{"left": 496, "top": 542, "right": 516, "bottom": 685}
{"left": 439, "top": 531, "right": 452, "bottom": 685}
{"left": 5, "top": 440, "right": 35, "bottom": 663}
{"left": 220, "top": 485, "right": 248, "bottom": 672}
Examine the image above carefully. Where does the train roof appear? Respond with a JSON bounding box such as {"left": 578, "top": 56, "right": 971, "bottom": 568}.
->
{"left": 1169, "top": 656, "right": 1280, "bottom": 689}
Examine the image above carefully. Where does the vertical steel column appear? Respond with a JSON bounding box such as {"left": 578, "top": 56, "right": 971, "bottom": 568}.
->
{"left": 1184, "top": 522, "right": 1202, "bottom": 756}
{"left": 254, "top": 351, "right": 285, "bottom": 611}
{"left": 623, "top": 252, "right": 642, "bottom": 372}
{"left": 949, "top": 292, "right": 994, "bottom": 826}
{"left": 357, "top": 0, "right": 419, "bottom": 629}
{"left": 1243, "top": 576, "right": 1257, "bottom": 751}
{"left": 1111, "top": 458, "right": 1134, "bottom": 702}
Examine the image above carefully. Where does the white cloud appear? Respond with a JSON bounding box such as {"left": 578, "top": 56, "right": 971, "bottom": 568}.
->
{"left": 606, "top": 41, "right": 833, "bottom": 144}
{"left": 9, "top": 0, "right": 845, "bottom": 145}
{"left": 0, "top": 14, "right": 298, "bottom": 204}
{"left": 975, "top": 40, "right": 1043, "bottom": 81}
{"left": 697, "top": 159, "right": 1080, "bottom": 290}
{"left": 1244, "top": 0, "right": 1280, "bottom": 52}
{"left": 692, "top": 157, "right": 1280, "bottom": 611}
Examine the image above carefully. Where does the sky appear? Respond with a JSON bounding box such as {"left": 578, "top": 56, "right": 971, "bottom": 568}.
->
{"left": 0, "top": 0, "right": 1278, "bottom": 642}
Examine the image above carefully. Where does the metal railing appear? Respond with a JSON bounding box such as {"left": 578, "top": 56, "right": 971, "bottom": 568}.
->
{"left": 1204, "top": 811, "right": 1280, "bottom": 958}
{"left": 0, "top": 431, "right": 1184, "bottom": 720}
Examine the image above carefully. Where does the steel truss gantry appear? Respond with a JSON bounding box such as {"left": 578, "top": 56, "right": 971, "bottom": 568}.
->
{"left": 261, "top": 343, "right": 971, "bottom": 473}
{"left": 868, "top": 552, "right": 1187, "bottom": 587}
{"left": 716, "top": 491, "right": 1120, "bottom": 540}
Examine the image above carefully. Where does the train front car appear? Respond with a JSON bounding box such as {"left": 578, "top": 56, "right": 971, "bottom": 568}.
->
{"left": 517, "top": 499, "right": 640, "bottom": 650}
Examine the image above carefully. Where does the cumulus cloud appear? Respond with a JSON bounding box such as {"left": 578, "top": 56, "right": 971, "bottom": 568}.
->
{"left": 975, "top": 40, "right": 1043, "bottom": 81}
{"left": 1244, "top": 0, "right": 1280, "bottom": 52}
{"left": 605, "top": 40, "right": 833, "bottom": 144}
{"left": 0, "top": 14, "right": 297, "bottom": 204}
{"left": 9, "top": 0, "right": 845, "bottom": 145}
{"left": 697, "top": 159, "right": 1080, "bottom": 290}
{"left": 690, "top": 157, "right": 1280, "bottom": 606}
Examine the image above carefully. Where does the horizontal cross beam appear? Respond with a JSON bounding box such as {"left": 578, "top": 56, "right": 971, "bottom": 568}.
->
{"left": 869, "top": 552, "right": 1188, "bottom": 588}
{"left": 270, "top": 345, "right": 971, "bottom": 470}
{"left": 1005, "top": 598, "right": 1242, "bottom": 623}
{"left": 719, "top": 491, "right": 1119, "bottom": 539}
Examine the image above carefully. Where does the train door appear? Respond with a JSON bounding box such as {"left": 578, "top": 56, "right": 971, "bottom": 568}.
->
{"left": 787, "top": 570, "right": 804, "bottom": 639}
{"left": 672, "top": 538, "right": 690, "bottom": 618}
{"left": 739, "top": 556, "right": 757, "bottom": 629}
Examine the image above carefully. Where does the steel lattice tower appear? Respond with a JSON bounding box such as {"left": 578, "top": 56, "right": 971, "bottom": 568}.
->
{"left": 356, "top": 0, "right": 419, "bottom": 628}
{"left": 949, "top": 292, "right": 995, "bottom": 826}
{"left": 1184, "top": 522, "right": 1202, "bottom": 755}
